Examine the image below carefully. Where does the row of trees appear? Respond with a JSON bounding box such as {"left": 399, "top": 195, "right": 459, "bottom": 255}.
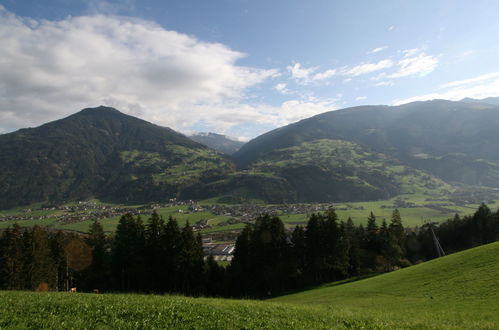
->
{"left": 229, "top": 209, "right": 408, "bottom": 297}
{"left": 0, "top": 204, "right": 497, "bottom": 297}
{"left": 0, "top": 212, "right": 221, "bottom": 295}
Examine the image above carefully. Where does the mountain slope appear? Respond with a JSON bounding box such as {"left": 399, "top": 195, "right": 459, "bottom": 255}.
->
{"left": 189, "top": 132, "right": 244, "bottom": 155}
{"left": 234, "top": 99, "right": 499, "bottom": 187}
{"left": 0, "top": 106, "right": 234, "bottom": 209}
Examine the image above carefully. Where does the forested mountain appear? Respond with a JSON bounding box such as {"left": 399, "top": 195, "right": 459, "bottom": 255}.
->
{"left": 189, "top": 132, "right": 244, "bottom": 155}
{"left": 233, "top": 99, "right": 499, "bottom": 187}
{"left": 2, "top": 99, "right": 499, "bottom": 209}
{"left": 0, "top": 106, "right": 234, "bottom": 209}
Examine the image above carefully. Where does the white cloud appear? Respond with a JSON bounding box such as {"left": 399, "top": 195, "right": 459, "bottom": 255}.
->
{"left": 393, "top": 76, "right": 499, "bottom": 105}
{"left": 312, "top": 69, "right": 337, "bottom": 81}
{"left": 287, "top": 63, "right": 317, "bottom": 83}
{"left": 287, "top": 63, "right": 338, "bottom": 84}
{"left": 0, "top": 8, "right": 280, "bottom": 133}
{"left": 389, "top": 53, "right": 438, "bottom": 78}
{"left": 343, "top": 59, "right": 393, "bottom": 77}
{"left": 388, "top": 26, "right": 395, "bottom": 31}
{"left": 274, "top": 83, "right": 287, "bottom": 91}
{"left": 440, "top": 71, "right": 499, "bottom": 89}
{"left": 375, "top": 81, "right": 394, "bottom": 87}
{"left": 355, "top": 96, "right": 368, "bottom": 101}
{"left": 274, "top": 83, "right": 291, "bottom": 94}
{"left": 368, "top": 46, "right": 388, "bottom": 54}
{"left": 401, "top": 48, "right": 422, "bottom": 57}
{"left": 85, "top": 0, "right": 135, "bottom": 15}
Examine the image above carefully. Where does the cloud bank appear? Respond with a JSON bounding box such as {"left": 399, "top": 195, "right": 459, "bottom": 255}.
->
{"left": 0, "top": 7, "right": 285, "bottom": 135}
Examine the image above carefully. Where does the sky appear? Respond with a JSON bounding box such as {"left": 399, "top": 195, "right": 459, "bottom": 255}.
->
{"left": 1, "top": 0, "right": 499, "bottom": 140}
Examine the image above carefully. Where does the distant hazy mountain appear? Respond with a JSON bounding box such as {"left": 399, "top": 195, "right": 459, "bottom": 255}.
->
{"left": 461, "top": 97, "right": 499, "bottom": 106}
{"left": 189, "top": 132, "right": 244, "bottom": 155}
{"left": 0, "top": 106, "right": 234, "bottom": 209}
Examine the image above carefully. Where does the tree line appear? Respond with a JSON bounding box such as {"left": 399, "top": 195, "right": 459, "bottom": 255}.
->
{"left": 0, "top": 204, "right": 497, "bottom": 297}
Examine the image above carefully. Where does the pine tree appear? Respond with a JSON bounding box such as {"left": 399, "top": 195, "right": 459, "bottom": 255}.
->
{"left": 291, "top": 225, "right": 307, "bottom": 283}
{"left": 229, "top": 224, "right": 252, "bottom": 296}
{"left": 113, "top": 214, "right": 146, "bottom": 291}
{"left": 179, "top": 222, "right": 204, "bottom": 295}
{"left": 144, "top": 211, "right": 165, "bottom": 292}
{"left": 27, "top": 226, "right": 57, "bottom": 291}
{"left": 162, "top": 216, "right": 182, "bottom": 292}
{"left": 84, "top": 220, "right": 110, "bottom": 291}
{"left": 0, "top": 225, "right": 25, "bottom": 290}
{"left": 389, "top": 209, "right": 405, "bottom": 250}
{"left": 305, "top": 213, "right": 325, "bottom": 284}
{"left": 50, "top": 230, "right": 70, "bottom": 291}
{"left": 345, "top": 217, "right": 361, "bottom": 276}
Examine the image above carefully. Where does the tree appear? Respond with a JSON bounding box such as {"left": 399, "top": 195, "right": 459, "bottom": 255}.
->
{"left": 83, "top": 220, "right": 110, "bottom": 291}
{"left": 290, "top": 225, "right": 307, "bottom": 285}
{"left": 0, "top": 225, "right": 25, "bottom": 290}
{"left": 26, "top": 226, "right": 56, "bottom": 290}
{"left": 113, "top": 214, "right": 146, "bottom": 291}
{"left": 162, "top": 216, "right": 182, "bottom": 293}
{"left": 144, "top": 211, "right": 165, "bottom": 292}
{"left": 229, "top": 224, "right": 252, "bottom": 296}
{"left": 179, "top": 222, "right": 204, "bottom": 295}
{"left": 389, "top": 209, "right": 405, "bottom": 250}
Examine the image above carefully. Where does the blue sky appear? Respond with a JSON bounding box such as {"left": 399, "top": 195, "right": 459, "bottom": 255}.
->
{"left": 1, "top": 0, "right": 499, "bottom": 139}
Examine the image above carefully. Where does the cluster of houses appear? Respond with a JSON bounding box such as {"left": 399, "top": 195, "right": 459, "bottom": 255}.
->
{"left": 202, "top": 238, "right": 235, "bottom": 261}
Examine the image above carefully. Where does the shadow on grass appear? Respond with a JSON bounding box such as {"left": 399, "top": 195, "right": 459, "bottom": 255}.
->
{"left": 266, "top": 273, "right": 383, "bottom": 300}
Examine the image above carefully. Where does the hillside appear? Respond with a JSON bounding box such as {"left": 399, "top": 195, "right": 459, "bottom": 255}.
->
{"left": 1, "top": 243, "right": 497, "bottom": 329}
{"left": 0, "top": 106, "right": 234, "bottom": 209}
{"left": 272, "top": 242, "right": 499, "bottom": 328}
{"left": 189, "top": 132, "right": 245, "bottom": 155}
{"left": 234, "top": 99, "right": 499, "bottom": 188}
{"left": 189, "top": 139, "right": 451, "bottom": 203}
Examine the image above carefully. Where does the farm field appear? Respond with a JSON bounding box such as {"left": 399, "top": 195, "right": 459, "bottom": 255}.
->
{"left": 0, "top": 190, "right": 496, "bottom": 233}
{"left": 0, "top": 242, "right": 497, "bottom": 329}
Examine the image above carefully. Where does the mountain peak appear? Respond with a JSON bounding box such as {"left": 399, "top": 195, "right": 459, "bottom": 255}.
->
{"left": 77, "top": 105, "right": 123, "bottom": 116}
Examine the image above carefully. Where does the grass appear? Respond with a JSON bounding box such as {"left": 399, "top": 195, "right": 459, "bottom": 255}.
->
{"left": 0, "top": 291, "right": 388, "bottom": 329}
{"left": 271, "top": 242, "right": 499, "bottom": 329}
{"left": 0, "top": 243, "right": 497, "bottom": 329}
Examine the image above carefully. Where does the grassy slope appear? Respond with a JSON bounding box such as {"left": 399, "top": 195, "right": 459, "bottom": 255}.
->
{"left": 272, "top": 242, "right": 499, "bottom": 329}
{"left": 0, "top": 243, "right": 497, "bottom": 329}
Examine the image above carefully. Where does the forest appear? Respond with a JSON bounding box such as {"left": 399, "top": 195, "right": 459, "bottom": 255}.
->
{"left": 0, "top": 204, "right": 497, "bottom": 298}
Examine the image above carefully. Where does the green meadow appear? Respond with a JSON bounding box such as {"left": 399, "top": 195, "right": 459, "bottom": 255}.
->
{"left": 0, "top": 242, "right": 497, "bottom": 329}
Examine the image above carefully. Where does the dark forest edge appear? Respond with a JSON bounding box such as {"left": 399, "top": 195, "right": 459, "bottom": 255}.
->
{"left": 0, "top": 203, "right": 497, "bottom": 298}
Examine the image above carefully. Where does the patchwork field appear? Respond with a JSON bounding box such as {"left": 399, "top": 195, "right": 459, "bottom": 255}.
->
{"left": 0, "top": 188, "right": 497, "bottom": 233}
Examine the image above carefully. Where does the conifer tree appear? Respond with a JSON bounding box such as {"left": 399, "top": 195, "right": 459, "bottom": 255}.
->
{"left": 145, "top": 211, "right": 165, "bottom": 292}
{"left": 162, "top": 216, "right": 182, "bottom": 292}
{"left": 84, "top": 220, "right": 110, "bottom": 291}
{"left": 27, "top": 226, "right": 56, "bottom": 290}
{"left": 113, "top": 214, "right": 146, "bottom": 291}
{"left": 0, "top": 225, "right": 25, "bottom": 289}
{"left": 179, "top": 222, "right": 204, "bottom": 295}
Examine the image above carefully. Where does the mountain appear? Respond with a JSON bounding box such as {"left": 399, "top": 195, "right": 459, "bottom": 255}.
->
{"left": 3, "top": 99, "right": 499, "bottom": 208}
{"left": 233, "top": 99, "right": 499, "bottom": 188}
{"left": 462, "top": 96, "right": 499, "bottom": 106}
{"left": 0, "top": 106, "right": 234, "bottom": 209}
{"left": 189, "top": 132, "right": 245, "bottom": 155}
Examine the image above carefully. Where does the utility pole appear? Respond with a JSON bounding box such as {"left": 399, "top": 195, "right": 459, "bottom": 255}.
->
{"left": 426, "top": 221, "right": 445, "bottom": 257}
